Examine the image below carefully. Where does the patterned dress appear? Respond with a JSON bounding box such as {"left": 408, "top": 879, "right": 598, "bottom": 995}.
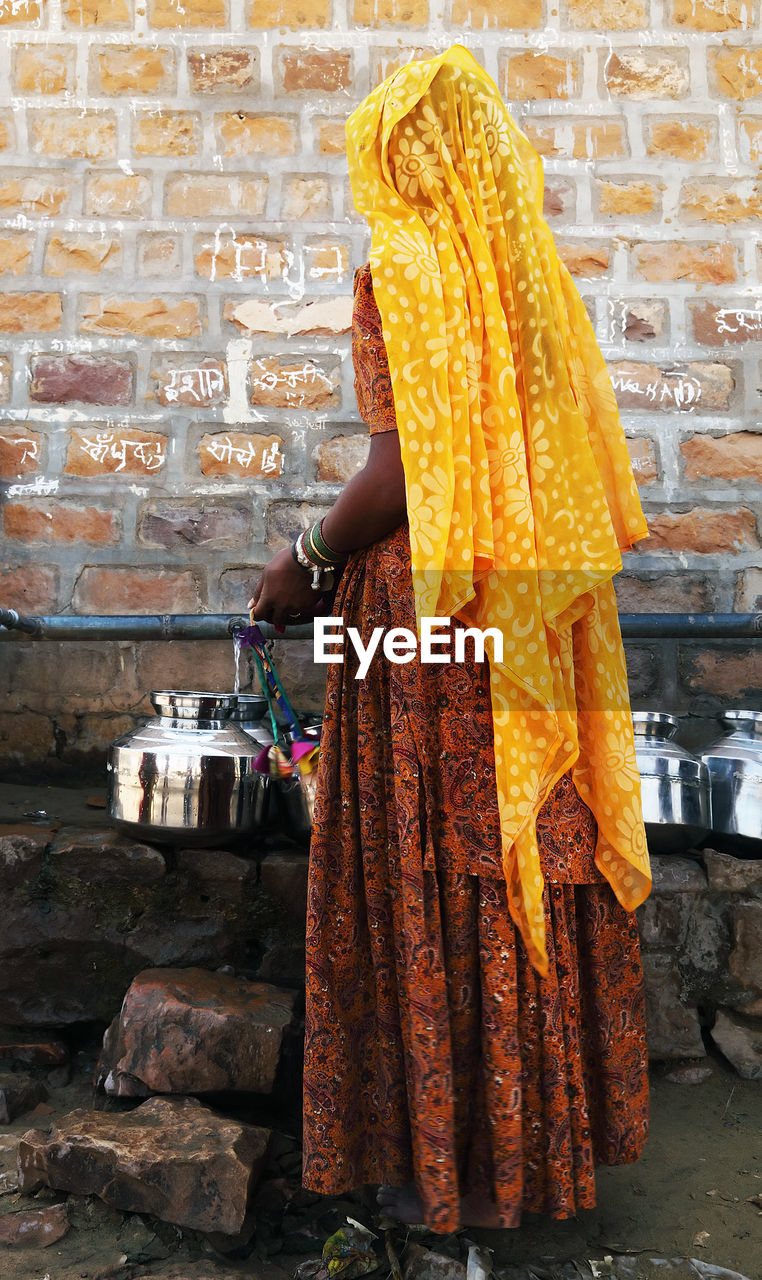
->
{"left": 302, "top": 265, "right": 649, "bottom": 1233}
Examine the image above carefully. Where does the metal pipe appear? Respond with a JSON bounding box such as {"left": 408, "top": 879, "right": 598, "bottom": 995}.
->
{"left": 0, "top": 610, "right": 314, "bottom": 641}
{"left": 1, "top": 608, "right": 762, "bottom": 641}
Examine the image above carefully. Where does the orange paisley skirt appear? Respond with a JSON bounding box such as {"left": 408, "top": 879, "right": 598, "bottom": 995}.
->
{"left": 303, "top": 526, "right": 649, "bottom": 1232}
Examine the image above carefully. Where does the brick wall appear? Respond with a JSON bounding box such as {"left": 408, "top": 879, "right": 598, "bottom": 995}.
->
{"left": 0, "top": 1, "right": 760, "bottom": 774}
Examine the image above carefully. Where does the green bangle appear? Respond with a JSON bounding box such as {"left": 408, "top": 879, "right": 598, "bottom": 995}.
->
{"left": 305, "top": 524, "right": 335, "bottom": 567}
{"left": 312, "top": 519, "right": 342, "bottom": 563}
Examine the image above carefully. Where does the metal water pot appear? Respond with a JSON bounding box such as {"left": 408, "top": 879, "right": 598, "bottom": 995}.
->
{"left": 108, "top": 691, "right": 268, "bottom": 845}
{"left": 700, "top": 711, "right": 762, "bottom": 857}
{"left": 632, "top": 712, "right": 710, "bottom": 853}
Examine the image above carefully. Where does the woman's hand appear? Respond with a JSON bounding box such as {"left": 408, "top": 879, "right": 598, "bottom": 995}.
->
{"left": 248, "top": 549, "right": 319, "bottom": 629}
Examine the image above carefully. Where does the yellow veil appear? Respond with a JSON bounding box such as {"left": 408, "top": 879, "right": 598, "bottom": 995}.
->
{"left": 346, "top": 45, "right": 651, "bottom": 974}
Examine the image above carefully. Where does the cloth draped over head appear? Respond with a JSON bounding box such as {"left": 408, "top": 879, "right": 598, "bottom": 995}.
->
{"left": 345, "top": 44, "right": 652, "bottom": 974}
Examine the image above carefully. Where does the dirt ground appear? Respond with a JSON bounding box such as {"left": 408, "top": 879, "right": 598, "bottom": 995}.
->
{"left": 0, "top": 1059, "right": 759, "bottom": 1280}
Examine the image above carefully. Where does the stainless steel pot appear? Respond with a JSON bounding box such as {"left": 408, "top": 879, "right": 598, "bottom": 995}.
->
{"left": 700, "top": 711, "right": 762, "bottom": 857}
{"left": 633, "top": 712, "right": 710, "bottom": 854}
{"left": 108, "top": 691, "right": 269, "bottom": 845}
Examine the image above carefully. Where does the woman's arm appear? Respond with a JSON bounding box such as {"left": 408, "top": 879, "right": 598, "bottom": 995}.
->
{"left": 249, "top": 430, "right": 406, "bottom": 628}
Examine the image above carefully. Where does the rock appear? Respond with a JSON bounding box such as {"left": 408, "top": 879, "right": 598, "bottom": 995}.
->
{"left": 17, "top": 1095, "right": 270, "bottom": 1234}
{"left": 710, "top": 1009, "right": 762, "bottom": 1079}
{"left": 49, "top": 827, "right": 167, "bottom": 883}
{"left": 259, "top": 852, "right": 309, "bottom": 920}
{"left": 650, "top": 854, "right": 707, "bottom": 894}
{"left": 405, "top": 1243, "right": 467, "bottom": 1280}
{"left": 642, "top": 953, "right": 706, "bottom": 1059}
{"left": 729, "top": 903, "right": 762, "bottom": 993}
{"left": 97, "top": 967, "right": 297, "bottom": 1097}
{"left": 0, "top": 824, "right": 54, "bottom": 888}
{"left": 0, "top": 1071, "right": 47, "bottom": 1123}
{"left": 0, "top": 824, "right": 291, "bottom": 1026}
{"left": 0, "top": 1029, "right": 69, "bottom": 1071}
{"left": 663, "top": 1060, "right": 715, "bottom": 1084}
{"left": 0, "top": 1202, "right": 69, "bottom": 1247}
{"left": 175, "top": 847, "right": 256, "bottom": 889}
{"left": 703, "top": 848, "right": 762, "bottom": 895}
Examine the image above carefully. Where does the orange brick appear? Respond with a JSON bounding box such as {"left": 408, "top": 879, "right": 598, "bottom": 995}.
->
{"left": 610, "top": 360, "right": 733, "bottom": 412}
{"left": 91, "top": 45, "right": 175, "bottom": 95}
{"left": 44, "top": 235, "right": 121, "bottom": 276}
{"left": 620, "top": 300, "right": 667, "bottom": 341}
{"left": 4, "top": 503, "right": 120, "bottom": 546}
{"left": 0, "top": 114, "right": 12, "bottom": 151}
{"left": 626, "top": 437, "right": 658, "bottom": 485}
{"left": 280, "top": 49, "right": 352, "bottom": 93}
{"left": 249, "top": 0, "right": 331, "bottom": 23}
{"left": 152, "top": 357, "right": 227, "bottom": 407}
{"left": 370, "top": 46, "right": 436, "bottom": 84}
{"left": 567, "top": 0, "right": 646, "bottom": 26}
{"left": 669, "top": 0, "right": 750, "bottom": 29}
{"left": 598, "top": 180, "right": 659, "bottom": 216}
{"left": 645, "top": 118, "right": 714, "bottom": 161}
{"left": 138, "top": 234, "right": 182, "bottom": 277}
{"left": 315, "top": 434, "right": 369, "bottom": 482}
{"left": 604, "top": 50, "right": 689, "bottom": 99}
{"left": 198, "top": 431, "right": 284, "bottom": 478}
{"left": 85, "top": 173, "right": 152, "bottom": 217}
{"left": 691, "top": 301, "right": 762, "bottom": 346}
{"left": 632, "top": 241, "right": 737, "bottom": 283}
{"left": 304, "top": 240, "right": 351, "bottom": 282}
{"left": 739, "top": 119, "right": 762, "bottom": 166}
{"left": 0, "top": 293, "right": 62, "bottom": 334}
{"left": 501, "top": 51, "right": 580, "bottom": 101}
{"left": 249, "top": 356, "right": 340, "bottom": 409}
{"left": 150, "top": 0, "right": 226, "bottom": 25}
{"left": 134, "top": 113, "right": 199, "bottom": 157}
{"left": 638, "top": 507, "right": 758, "bottom": 554}
{"left": 316, "top": 118, "right": 347, "bottom": 155}
{"left": 681, "top": 180, "right": 762, "bottom": 224}
{"left": 557, "top": 241, "right": 611, "bottom": 277}
{"left": 73, "top": 567, "right": 203, "bottom": 614}
{"left": 215, "top": 113, "right": 297, "bottom": 157}
{"left": 0, "top": 565, "right": 59, "bottom": 612}
{"left": 0, "top": 0, "right": 42, "bottom": 22}
{"left": 451, "top": 0, "right": 541, "bottom": 24}
{"left": 187, "top": 48, "right": 257, "bottom": 92}
{"left": 194, "top": 233, "right": 289, "bottom": 281}
{"left": 66, "top": 427, "right": 167, "bottom": 475}
{"left": 521, "top": 117, "right": 627, "bottom": 159}
{"left": 63, "top": 0, "right": 131, "bottom": 22}
{"left": 166, "top": 173, "right": 267, "bottom": 217}
{"left": 80, "top": 296, "right": 202, "bottom": 339}
{"left": 0, "top": 173, "right": 71, "bottom": 216}
{"left": 352, "top": 0, "right": 429, "bottom": 23}
{"left": 0, "top": 427, "right": 44, "bottom": 478}
{"left": 14, "top": 46, "right": 75, "bottom": 94}
{"left": 710, "top": 48, "right": 762, "bottom": 101}
{"left": 282, "top": 175, "right": 332, "bottom": 220}
{"left": 0, "top": 233, "right": 34, "bottom": 276}
{"left": 682, "top": 432, "right": 762, "bottom": 482}
{"left": 28, "top": 110, "right": 117, "bottom": 160}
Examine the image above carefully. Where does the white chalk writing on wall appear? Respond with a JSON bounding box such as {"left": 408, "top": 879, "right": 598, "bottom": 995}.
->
{"left": 250, "top": 361, "right": 334, "bottom": 394}
{"left": 610, "top": 372, "right": 703, "bottom": 410}
{"left": 77, "top": 432, "right": 166, "bottom": 471}
{"left": 714, "top": 308, "right": 762, "bottom": 336}
{"left": 0, "top": 435, "right": 39, "bottom": 466}
{"left": 204, "top": 436, "right": 283, "bottom": 474}
{"left": 161, "top": 366, "right": 226, "bottom": 403}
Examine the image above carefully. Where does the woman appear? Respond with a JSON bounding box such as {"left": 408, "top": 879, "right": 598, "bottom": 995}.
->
{"left": 250, "top": 46, "right": 652, "bottom": 1232}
